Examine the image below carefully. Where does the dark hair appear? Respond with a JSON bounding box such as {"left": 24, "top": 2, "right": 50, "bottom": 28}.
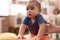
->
{"left": 27, "top": 0, "right": 41, "bottom": 9}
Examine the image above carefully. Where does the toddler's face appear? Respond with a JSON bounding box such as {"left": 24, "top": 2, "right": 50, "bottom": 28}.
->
{"left": 26, "top": 2, "right": 40, "bottom": 18}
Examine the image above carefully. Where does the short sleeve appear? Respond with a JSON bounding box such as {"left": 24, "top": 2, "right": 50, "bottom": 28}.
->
{"left": 38, "top": 16, "right": 46, "bottom": 25}
{"left": 22, "top": 17, "right": 28, "bottom": 25}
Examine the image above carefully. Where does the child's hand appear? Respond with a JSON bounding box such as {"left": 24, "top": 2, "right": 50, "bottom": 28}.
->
{"left": 30, "top": 36, "right": 40, "bottom": 40}
{"left": 17, "top": 35, "right": 25, "bottom": 40}
{"left": 17, "top": 35, "right": 22, "bottom": 39}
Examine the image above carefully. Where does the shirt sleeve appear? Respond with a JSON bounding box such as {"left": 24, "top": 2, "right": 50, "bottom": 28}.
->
{"left": 22, "top": 17, "right": 28, "bottom": 25}
{"left": 38, "top": 16, "right": 46, "bottom": 25}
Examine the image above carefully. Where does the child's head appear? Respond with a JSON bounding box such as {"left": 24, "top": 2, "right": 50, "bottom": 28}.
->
{"left": 26, "top": 0, "right": 41, "bottom": 18}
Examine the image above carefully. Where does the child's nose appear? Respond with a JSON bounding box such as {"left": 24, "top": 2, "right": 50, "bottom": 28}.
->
{"left": 28, "top": 9, "right": 31, "bottom": 12}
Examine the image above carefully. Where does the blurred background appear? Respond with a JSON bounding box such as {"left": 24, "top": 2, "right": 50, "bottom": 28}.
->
{"left": 0, "top": 0, "right": 60, "bottom": 40}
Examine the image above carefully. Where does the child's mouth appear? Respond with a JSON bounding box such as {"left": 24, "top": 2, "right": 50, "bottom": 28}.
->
{"left": 28, "top": 14, "right": 31, "bottom": 15}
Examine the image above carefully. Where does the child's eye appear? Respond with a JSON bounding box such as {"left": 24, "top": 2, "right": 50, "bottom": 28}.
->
{"left": 30, "top": 7, "right": 34, "bottom": 10}
{"left": 26, "top": 7, "right": 34, "bottom": 11}
{"left": 26, "top": 8, "right": 29, "bottom": 11}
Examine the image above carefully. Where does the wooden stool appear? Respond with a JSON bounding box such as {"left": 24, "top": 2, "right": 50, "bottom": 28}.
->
{"left": 41, "top": 36, "right": 53, "bottom": 40}
{"left": 18, "top": 35, "right": 53, "bottom": 40}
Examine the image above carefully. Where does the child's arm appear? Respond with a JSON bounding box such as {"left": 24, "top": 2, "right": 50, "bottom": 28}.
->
{"left": 37, "top": 23, "right": 46, "bottom": 39}
{"left": 31, "top": 23, "right": 46, "bottom": 40}
{"left": 18, "top": 24, "right": 27, "bottom": 39}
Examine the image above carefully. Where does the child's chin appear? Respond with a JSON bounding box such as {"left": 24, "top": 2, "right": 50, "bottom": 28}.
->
{"left": 28, "top": 16, "right": 32, "bottom": 18}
